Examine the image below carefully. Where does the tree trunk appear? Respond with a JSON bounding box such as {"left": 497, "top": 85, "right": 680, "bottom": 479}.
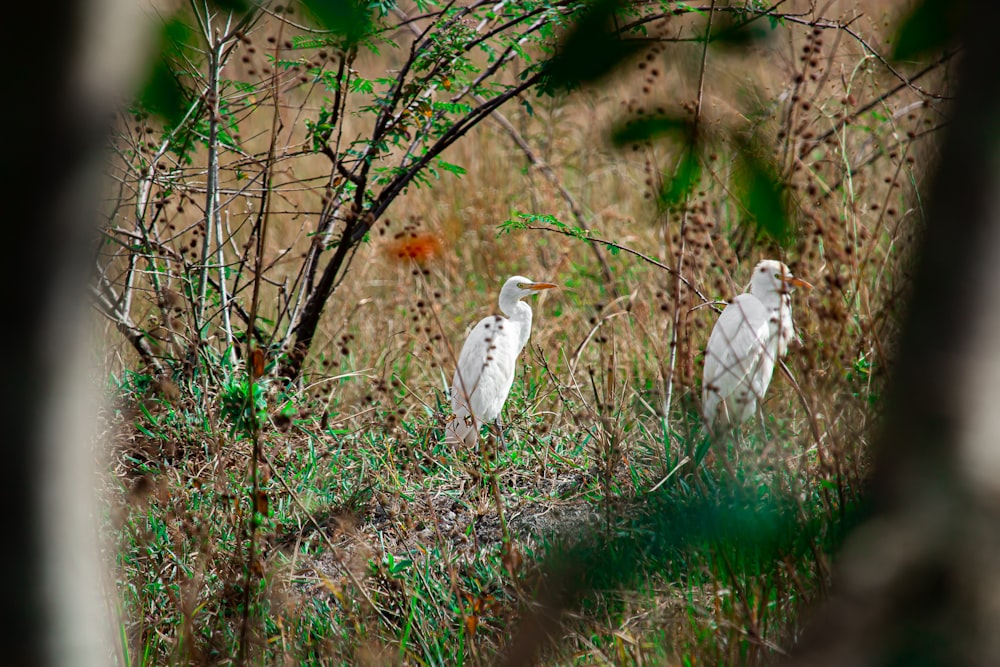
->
{"left": 3, "top": 0, "right": 152, "bottom": 664}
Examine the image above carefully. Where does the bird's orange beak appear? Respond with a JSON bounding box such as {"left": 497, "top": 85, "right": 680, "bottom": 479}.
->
{"left": 529, "top": 282, "right": 558, "bottom": 290}
{"left": 783, "top": 276, "right": 813, "bottom": 290}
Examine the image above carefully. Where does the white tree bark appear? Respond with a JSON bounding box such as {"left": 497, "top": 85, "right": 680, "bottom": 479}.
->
{"left": 4, "top": 0, "right": 155, "bottom": 664}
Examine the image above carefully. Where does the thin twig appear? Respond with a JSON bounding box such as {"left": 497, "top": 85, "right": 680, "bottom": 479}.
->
{"left": 523, "top": 225, "right": 713, "bottom": 305}
{"left": 236, "top": 11, "right": 282, "bottom": 663}
{"left": 664, "top": 0, "right": 716, "bottom": 423}
{"left": 196, "top": 13, "right": 222, "bottom": 338}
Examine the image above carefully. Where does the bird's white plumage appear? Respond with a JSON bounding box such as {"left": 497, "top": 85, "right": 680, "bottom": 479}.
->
{"left": 702, "top": 259, "right": 809, "bottom": 429}
{"left": 449, "top": 314, "right": 522, "bottom": 443}
{"left": 702, "top": 294, "right": 772, "bottom": 425}
{"left": 447, "top": 276, "right": 556, "bottom": 446}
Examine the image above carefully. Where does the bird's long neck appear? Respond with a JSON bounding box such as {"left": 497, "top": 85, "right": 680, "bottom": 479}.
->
{"left": 500, "top": 297, "right": 533, "bottom": 353}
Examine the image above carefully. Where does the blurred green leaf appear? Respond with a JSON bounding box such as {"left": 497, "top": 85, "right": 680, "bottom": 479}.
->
{"left": 611, "top": 115, "right": 693, "bottom": 146}
{"left": 892, "top": 0, "right": 964, "bottom": 61}
{"left": 139, "top": 61, "right": 186, "bottom": 127}
{"left": 708, "top": 14, "right": 774, "bottom": 51}
{"left": 535, "top": 478, "right": 857, "bottom": 615}
{"left": 734, "top": 145, "right": 790, "bottom": 245}
{"left": 611, "top": 114, "right": 703, "bottom": 206}
{"left": 541, "top": 0, "right": 645, "bottom": 92}
{"left": 209, "top": 0, "right": 250, "bottom": 12}
{"left": 137, "top": 18, "right": 193, "bottom": 126}
{"left": 161, "top": 16, "right": 192, "bottom": 50}
{"left": 660, "top": 148, "right": 702, "bottom": 207}
{"left": 301, "top": 0, "right": 374, "bottom": 46}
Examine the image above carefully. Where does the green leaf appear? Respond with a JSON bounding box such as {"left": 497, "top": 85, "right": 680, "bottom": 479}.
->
{"left": 734, "top": 145, "right": 790, "bottom": 245}
{"left": 209, "top": 0, "right": 250, "bottom": 12}
{"left": 497, "top": 217, "right": 528, "bottom": 236}
{"left": 541, "top": 0, "right": 645, "bottom": 92}
{"left": 535, "top": 479, "right": 862, "bottom": 617}
{"left": 673, "top": 2, "right": 705, "bottom": 17}
{"left": 610, "top": 115, "right": 702, "bottom": 207}
{"left": 436, "top": 160, "right": 466, "bottom": 177}
{"left": 137, "top": 18, "right": 193, "bottom": 126}
{"left": 660, "top": 148, "right": 701, "bottom": 207}
{"left": 301, "top": 0, "right": 374, "bottom": 46}
{"left": 708, "top": 13, "right": 774, "bottom": 51}
{"left": 611, "top": 115, "right": 693, "bottom": 147}
{"left": 892, "top": 0, "right": 964, "bottom": 61}
{"left": 388, "top": 557, "right": 413, "bottom": 574}
{"left": 499, "top": 212, "right": 583, "bottom": 238}
{"left": 349, "top": 77, "right": 374, "bottom": 94}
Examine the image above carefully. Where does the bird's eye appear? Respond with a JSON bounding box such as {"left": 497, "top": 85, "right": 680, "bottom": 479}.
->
{"left": 774, "top": 273, "right": 781, "bottom": 279}
{"left": 517, "top": 283, "right": 528, "bottom": 289}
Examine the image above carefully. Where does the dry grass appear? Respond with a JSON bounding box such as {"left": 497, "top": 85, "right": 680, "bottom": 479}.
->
{"left": 98, "top": 0, "right": 947, "bottom": 664}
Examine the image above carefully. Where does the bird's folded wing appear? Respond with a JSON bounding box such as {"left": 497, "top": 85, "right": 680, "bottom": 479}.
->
{"left": 452, "top": 316, "right": 496, "bottom": 411}
{"left": 451, "top": 315, "right": 520, "bottom": 417}
{"left": 703, "top": 295, "right": 771, "bottom": 400}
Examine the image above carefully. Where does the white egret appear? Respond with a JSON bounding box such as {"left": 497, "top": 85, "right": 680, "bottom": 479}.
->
{"left": 447, "top": 276, "right": 557, "bottom": 446}
{"left": 702, "top": 259, "right": 812, "bottom": 429}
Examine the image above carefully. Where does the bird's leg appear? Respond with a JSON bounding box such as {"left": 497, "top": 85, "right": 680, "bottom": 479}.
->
{"left": 753, "top": 394, "right": 775, "bottom": 444}
{"left": 495, "top": 415, "right": 509, "bottom": 451}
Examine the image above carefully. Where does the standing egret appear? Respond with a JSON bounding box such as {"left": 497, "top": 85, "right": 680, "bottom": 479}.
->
{"left": 447, "top": 276, "right": 557, "bottom": 446}
{"left": 702, "top": 259, "right": 812, "bottom": 429}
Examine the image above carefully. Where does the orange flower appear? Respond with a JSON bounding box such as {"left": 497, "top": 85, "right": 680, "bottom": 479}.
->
{"left": 383, "top": 232, "right": 442, "bottom": 265}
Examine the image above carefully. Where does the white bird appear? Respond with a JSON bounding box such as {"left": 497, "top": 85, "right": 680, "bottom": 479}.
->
{"left": 447, "top": 276, "right": 557, "bottom": 447}
{"left": 702, "top": 259, "right": 812, "bottom": 429}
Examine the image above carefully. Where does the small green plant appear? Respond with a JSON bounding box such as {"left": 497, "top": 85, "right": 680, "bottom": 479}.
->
{"left": 219, "top": 375, "right": 268, "bottom": 438}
